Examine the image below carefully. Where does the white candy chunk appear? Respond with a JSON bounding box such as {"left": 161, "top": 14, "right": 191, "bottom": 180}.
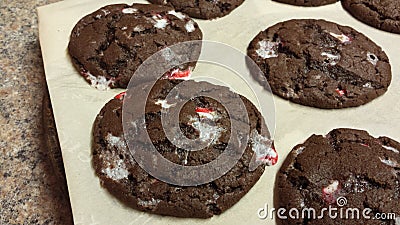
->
{"left": 380, "top": 158, "right": 400, "bottom": 168}
{"left": 105, "top": 133, "right": 127, "bottom": 150}
{"left": 295, "top": 146, "right": 305, "bottom": 155}
{"left": 395, "top": 216, "right": 400, "bottom": 225}
{"left": 133, "top": 25, "right": 145, "bottom": 32}
{"left": 185, "top": 20, "right": 196, "bottom": 33}
{"left": 101, "top": 9, "right": 111, "bottom": 16}
{"left": 152, "top": 15, "right": 169, "bottom": 29}
{"left": 183, "top": 151, "right": 189, "bottom": 165}
{"left": 85, "top": 72, "right": 113, "bottom": 91}
{"left": 256, "top": 40, "right": 279, "bottom": 59}
{"left": 363, "top": 82, "right": 372, "bottom": 88}
{"left": 383, "top": 145, "right": 399, "bottom": 154}
{"left": 367, "top": 52, "right": 378, "bottom": 66}
{"left": 329, "top": 32, "right": 352, "bottom": 44}
{"left": 324, "top": 180, "right": 339, "bottom": 194}
{"left": 168, "top": 10, "right": 186, "bottom": 20}
{"left": 102, "top": 159, "right": 129, "bottom": 180}
{"left": 196, "top": 111, "right": 219, "bottom": 120}
{"left": 321, "top": 52, "right": 341, "bottom": 65}
{"left": 189, "top": 116, "right": 225, "bottom": 144}
{"left": 122, "top": 8, "right": 138, "bottom": 14}
{"left": 155, "top": 99, "right": 175, "bottom": 109}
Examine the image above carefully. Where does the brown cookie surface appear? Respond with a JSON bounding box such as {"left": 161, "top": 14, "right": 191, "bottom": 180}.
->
{"left": 342, "top": 0, "right": 400, "bottom": 34}
{"left": 273, "top": 0, "right": 338, "bottom": 7}
{"left": 247, "top": 19, "right": 391, "bottom": 109}
{"left": 92, "top": 80, "right": 277, "bottom": 218}
{"left": 68, "top": 4, "right": 202, "bottom": 89}
{"left": 275, "top": 128, "right": 400, "bottom": 225}
{"left": 147, "top": 0, "right": 245, "bottom": 19}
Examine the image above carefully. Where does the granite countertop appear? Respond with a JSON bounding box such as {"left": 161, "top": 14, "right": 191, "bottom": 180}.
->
{"left": 0, "top": 1, "right": 73, "bottom": 224}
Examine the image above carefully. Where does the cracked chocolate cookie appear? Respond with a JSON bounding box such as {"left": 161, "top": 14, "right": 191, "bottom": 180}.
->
{"left": 273, "top": 0, "right": 338, "bottom": 7}
{"left": 247, "top": 19, "right": 391, "bottom": 109}
{"left": 68, "top": 4, "right": 202, "bottom": 89}
{"left": 275, "top": 128, "right": 400, "bottom": 225}
{"left": 147, "top": 0, "right": 245, "bottom": 19}
{"left": 92, "top": 79, "right": 277, "bottom": 218}
{"left": 342, "top": 0, "right": 400, "bottom": 34}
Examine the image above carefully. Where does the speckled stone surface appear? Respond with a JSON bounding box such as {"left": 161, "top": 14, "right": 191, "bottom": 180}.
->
{"left": 0, "top": 0, "right": 73, "bottom": 224}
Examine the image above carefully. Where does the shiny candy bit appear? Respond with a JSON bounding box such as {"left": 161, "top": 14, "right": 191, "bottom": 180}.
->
{"left": 165, "top": 68, "right": 191, "bottom": 80}
{"left": 336, "top": 88, "right": 346, "bottom": 97}
{"left": 195, "top": 107, "right": 214, "bottom": 114}
{"left": 114, "top": 92, "right": 126, "bottom": 100}
{"left": 195, "top": 107, "right": 218, "bottom": 120}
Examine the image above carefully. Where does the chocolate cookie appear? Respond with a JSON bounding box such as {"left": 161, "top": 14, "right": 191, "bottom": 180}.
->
{"left": 68, "top": 4, "right": 202, "bottom": 89}
{"left": 342, "top": 0, "right": 400, "bottom": 34}
{"left": 247, "top": 19, "right": 391, "bottom": 109}
{"left": 147, "top": 0, "right": 245, "bottom": 19}
{"left": 92, "top": 80, "right": 277, "bottom": 218}
{"left": 275, "top": 128, "right": 400, "bottom": 225}
{"left": 273, "top": 0, "right": 338, "bottom": 7}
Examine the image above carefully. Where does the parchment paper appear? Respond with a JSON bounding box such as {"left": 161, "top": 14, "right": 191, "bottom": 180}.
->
{"left": 38, "top": 0, "right": 400, "bottom": 224}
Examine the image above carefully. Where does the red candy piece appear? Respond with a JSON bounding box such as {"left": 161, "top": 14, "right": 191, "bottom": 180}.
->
{"left": 195, "top": 107, "right": 214, "bottom": 114}
{"left": 360, "top": 143, "right": 369, "bottom": 147}
{"left": 115, "top": 92, "right": 126, "bottom": 100}
{"left": 335, "top": 88, "right": 346, "bottom": 97}
{"left": 166, "top": 69, "right": 191, "bottom": 80}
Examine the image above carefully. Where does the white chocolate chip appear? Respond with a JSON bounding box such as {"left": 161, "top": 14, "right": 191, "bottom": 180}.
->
{"left": 383, "top": 145, "right": 399, "bottom": 154}
{"left": 363, "top": 82, "right": 373, "bottom": 88}
{"left": 321, "top": 52, "right": 341, "bottom": 66}
{"left": 185, "top": 20, "right": 196, "bottom": 33}
{"left": 152, "top": 15, "right": 169, "bottom": 29}
{"left": 85, "top": 72, "right": 114, "bottom": 90}
{"left": 329, "top": 32, "right": 352, "bottom": 44}
{"left": 122, "top": 8, "right": 138, "bottom": 14}
{"left": 168, "top": 10, "right": 186, "bottom": 20}
{"left": 155, "top": 99, "right": 175, "bottom": 109}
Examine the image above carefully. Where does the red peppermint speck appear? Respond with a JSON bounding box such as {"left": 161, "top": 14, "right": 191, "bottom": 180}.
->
{"left": 335, "top": 88, "right": 346, "bottom": 97}
{"left": 115, "top": 92, "right": 126, "bottom": 100}
{"left": 195, "top": 107, "right": 214, "bottom": 114}
{"left": 360, "top": 143, "right": 369, "bottom": 147}
{"left": 166, "top": 69, "right": 191, "bottom": 80}
{"left": 259, "top": 145, "right": 278, "bottom": 166}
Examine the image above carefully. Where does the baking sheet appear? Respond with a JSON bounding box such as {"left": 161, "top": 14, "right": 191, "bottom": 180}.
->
{"left": 38, "top": 0, "right": 400, "bottom": 224}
